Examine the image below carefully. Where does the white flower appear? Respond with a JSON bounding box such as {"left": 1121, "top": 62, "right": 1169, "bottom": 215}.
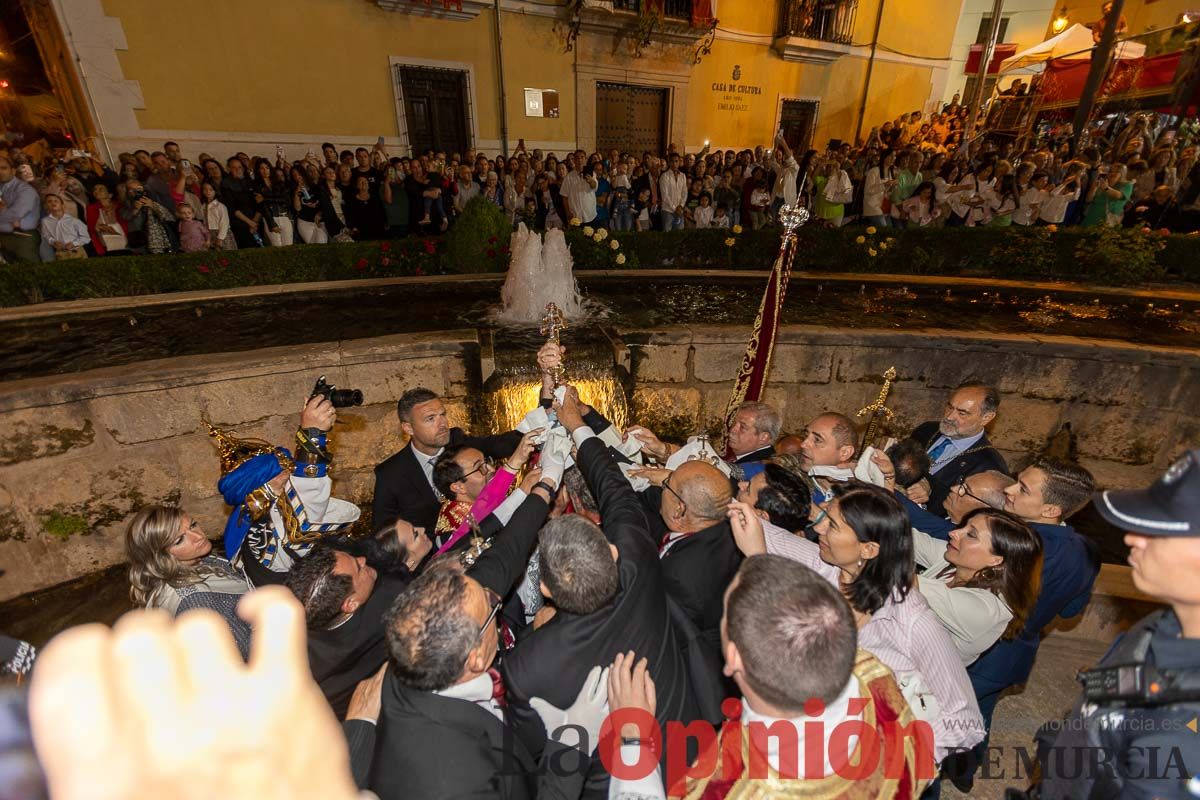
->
{"left": 582, "top": 226, "right": 594, "bottom": 237}
{"left": 615, "top": 253, "right": 626, "bottom": 265}
{"left": 610, "top": 239, "right": 620, "bottom": 250}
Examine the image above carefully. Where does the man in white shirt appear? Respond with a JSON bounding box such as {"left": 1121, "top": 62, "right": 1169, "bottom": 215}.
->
{"left": 560, "top": 153, "right": 598, "bottom": 224}
{"left": 658, "top": 154, "right": 688, "bottom": 231}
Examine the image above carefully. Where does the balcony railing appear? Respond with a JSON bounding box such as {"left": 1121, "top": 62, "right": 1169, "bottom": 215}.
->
{"left": 610, "top": 0, "right": 696, "bottom": 21}
{"left": 778, "top": 0, "right": 858, "bottom": 45}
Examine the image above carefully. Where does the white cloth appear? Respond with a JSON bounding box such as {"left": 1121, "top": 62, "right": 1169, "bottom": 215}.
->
{"left": 665, "top": 437, "right": 732, "bottom": 478}
{"left": 38, "top": 213, "right": 90, "bottom": 248}
{"left": 911, "top": 528, "right": 1013, "bottom": 665}
{"left": 434, "top": 672, "right": 504, "bottom": 722}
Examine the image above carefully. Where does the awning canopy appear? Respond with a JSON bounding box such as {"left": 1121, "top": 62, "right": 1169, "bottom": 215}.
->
{"left": 999, "top": 23, "right": 1146, "bottom": 74}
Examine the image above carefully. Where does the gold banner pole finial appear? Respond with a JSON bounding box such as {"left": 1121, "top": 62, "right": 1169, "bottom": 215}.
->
{"left": 539, "top": 302, "right": 568, "bottom": 387}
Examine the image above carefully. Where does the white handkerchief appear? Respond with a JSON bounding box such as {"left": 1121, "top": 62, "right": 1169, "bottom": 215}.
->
{"left": 665, "top": 437, "right": 733, "bottom": 478}
{"left": 517, "top": 406, "right": 551, "bottom": 435}
{"left": 619, "top": 462, "right": 650, "bottom": 492}
{"left": 540, "top": 426, "right": 576, "bottom": 469}
{"left": 853, "top": 446, "right": 887, "bottom": 488}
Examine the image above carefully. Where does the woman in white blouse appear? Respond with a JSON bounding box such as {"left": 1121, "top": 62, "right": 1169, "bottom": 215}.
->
{"left": 911, "top": 507, "right": 1042, "bottom": 666}
{"left": 728, "top": 482, "right": 985, "bottom": 764}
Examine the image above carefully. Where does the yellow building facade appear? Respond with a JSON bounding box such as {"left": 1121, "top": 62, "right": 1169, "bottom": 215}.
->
{"left": 41, "top": 0, "right": 967, "bottom": 162}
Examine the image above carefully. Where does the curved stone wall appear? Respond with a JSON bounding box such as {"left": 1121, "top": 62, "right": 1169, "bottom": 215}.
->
{"left": 0, "top": 323, "right": 1196, "bottom": 605}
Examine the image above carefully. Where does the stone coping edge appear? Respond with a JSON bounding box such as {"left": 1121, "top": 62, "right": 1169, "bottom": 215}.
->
{"left": 0, "top": 329, "right": 481, "bottom": 413}
{"left": 3, "top": 270, "right": 1198, "bottom": 323}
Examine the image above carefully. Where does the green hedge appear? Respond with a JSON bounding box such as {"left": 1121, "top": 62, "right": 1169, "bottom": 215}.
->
{"left": 1, "top": 224, "right": 1196, "bottom": 307}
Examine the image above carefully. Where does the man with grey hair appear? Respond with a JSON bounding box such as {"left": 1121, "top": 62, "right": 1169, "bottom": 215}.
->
{"left": 727, "top": 400, "right": 781, "bottom": 464}
{"left": 626, "top": 400, "right": 782, "bottom": 467}
{"left": 910, "top": 381, "right": 1009, "bottom": 517}
{"left": 499, "top": 386, "right": 700, "bottom": 798}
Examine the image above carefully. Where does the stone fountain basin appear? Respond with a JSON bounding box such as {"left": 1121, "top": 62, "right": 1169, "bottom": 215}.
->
{"left": 1, "top": 272, "right": 1197, "bottom": 641}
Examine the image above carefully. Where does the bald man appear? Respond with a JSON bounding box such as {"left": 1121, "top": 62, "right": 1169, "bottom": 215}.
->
{"left": 645, "top": 460, "right": 742, "bottom": 647}
{"left": 798, "top": 412, "right": 859, "bottom": 507}
{"left": 899, "top": 469, "right": 1015, "bottom": 541}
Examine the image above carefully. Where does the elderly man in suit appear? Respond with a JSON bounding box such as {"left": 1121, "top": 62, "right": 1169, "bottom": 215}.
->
{"left": 909, "top": 382, "right": 1009, "bottom": 517}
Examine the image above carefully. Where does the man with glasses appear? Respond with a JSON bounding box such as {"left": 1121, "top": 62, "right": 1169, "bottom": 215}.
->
{"left": 371, "top": 454, "right": 604, "bottom": 800}
{"left": 431, "top": 432, "right": 540, "bottom": 553}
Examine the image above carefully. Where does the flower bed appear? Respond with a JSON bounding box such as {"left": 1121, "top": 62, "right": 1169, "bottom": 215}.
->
{"left": 0, "top": 225, "right": 1195, "bottom": 307}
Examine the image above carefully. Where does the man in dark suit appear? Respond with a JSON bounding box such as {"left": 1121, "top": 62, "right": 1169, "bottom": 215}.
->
{"left": 725, "top": 401, "right": 781, "bottom": 464}
{"left": 909, "top": 381, "right": 1009, "bottom": 517}
{"left": 624, "top": 400, "right": 781, "bottom": 466}
{"left": 500, "top": 388, "right": 702, "bottom": 799}
{"left": 285, "top": 543, "right": 407, "bottom": 719}
{"left": 370, "top": 475, "right": 599, "bottom": 800}
{"left": 639, "top": 460, "right": 742, "bottom": 649}
{"left": 372, "top": 387, "right": 523, "bottom": 537}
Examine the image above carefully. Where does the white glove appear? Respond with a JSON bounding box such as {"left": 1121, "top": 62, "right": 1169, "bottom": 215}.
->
{"left": 529, "top": 665, "right": 610, "bottom": 755}
{"left": 539, "top": 429, "right": 573, "bottom": 487}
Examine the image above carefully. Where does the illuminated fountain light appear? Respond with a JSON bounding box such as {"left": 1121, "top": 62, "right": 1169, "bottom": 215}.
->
{"left": 481, "top": 360, "right": 629, "bottom": 435}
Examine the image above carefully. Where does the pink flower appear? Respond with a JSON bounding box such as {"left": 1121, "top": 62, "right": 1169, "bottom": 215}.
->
{"left": 488, "top": 236, "right": 498, "bottom": 244}
{"left": 486, "top": 248, "right": 497, "bottom": 258}
{"left": 423, "top": 239, "right": 437, "bottom": 254}
{"left": 197, "top": 265, "right": 210, "bottom": 274}
{"left": 380, "top": 256, "right": 391, "bottom": 266}
{"left": 219, "top": 258, "right": 229, "bottom": 267}
{"left": 414, "top": 266, "right": 425, "bottom": 276}
{"left": 380, "top": 241, "right": 391, "bottom": 251}
{"left": 355, "top": 258, "right": 368, "bottom": 271}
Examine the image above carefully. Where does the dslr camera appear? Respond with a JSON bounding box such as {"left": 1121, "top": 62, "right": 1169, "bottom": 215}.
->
{"left": 310, "top": 375, "right": 363, "bottom": 408}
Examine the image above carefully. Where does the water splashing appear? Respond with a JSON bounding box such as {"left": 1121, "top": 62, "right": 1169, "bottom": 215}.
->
{"left": 496, "top": 224, "right": 584, "bottom": 324}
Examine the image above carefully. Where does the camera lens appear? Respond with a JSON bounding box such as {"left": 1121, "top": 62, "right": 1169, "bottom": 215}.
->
{"left": 330, "top": 389, "right": 364, "bottom": 408}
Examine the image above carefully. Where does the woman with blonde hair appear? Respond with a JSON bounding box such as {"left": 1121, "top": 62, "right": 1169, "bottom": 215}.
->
{"left": 125, "top": 505, "right": 252, "bottom": 657}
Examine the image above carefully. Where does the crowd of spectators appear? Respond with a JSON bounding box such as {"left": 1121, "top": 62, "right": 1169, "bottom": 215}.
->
{"left": 0, "top": 104, "right": 1196, "bottom": 264}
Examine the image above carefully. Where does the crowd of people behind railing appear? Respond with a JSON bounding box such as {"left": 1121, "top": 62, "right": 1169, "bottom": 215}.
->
{"left": 0, "top": 99, "right": 1196, "bottom": 265}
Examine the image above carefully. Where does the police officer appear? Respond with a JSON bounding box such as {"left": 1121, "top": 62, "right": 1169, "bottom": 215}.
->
{"left": 1034, "top": 448, "right": 1200, "bottom": 799}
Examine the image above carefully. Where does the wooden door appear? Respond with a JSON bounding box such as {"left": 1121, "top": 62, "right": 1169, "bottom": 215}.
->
{"left": 397, "top": 65, "right": 470, "bottom": 156}
{"left": 779, "top": 99, "right": 819, "bottom": 153}
{"left": 596, "top": 82, "right": 668, "bottom": 156}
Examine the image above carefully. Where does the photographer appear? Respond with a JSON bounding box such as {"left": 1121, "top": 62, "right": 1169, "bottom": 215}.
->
{"left": 211, "top": 388, "right": 360, "bottom": 587}
{"left": 121, "top": 178, "right": 176, "bottom": 254}
{"left": 1033, "top": 449, "right": 1200, "bottom": 798}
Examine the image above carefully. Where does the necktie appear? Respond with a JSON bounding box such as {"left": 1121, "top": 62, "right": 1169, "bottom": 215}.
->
{"left": 487, "top": 667, "right": 507, "bottom": 709}
{"left": 928, "top": 437, "right": 953, "bottom": 463}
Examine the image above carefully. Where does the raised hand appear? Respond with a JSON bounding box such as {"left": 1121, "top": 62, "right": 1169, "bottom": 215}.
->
{"left": 727, "top": 500, "right": 767, "bottom": 556}
{"left": 29, "top": 587, "right": 358, "bottom": 800}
